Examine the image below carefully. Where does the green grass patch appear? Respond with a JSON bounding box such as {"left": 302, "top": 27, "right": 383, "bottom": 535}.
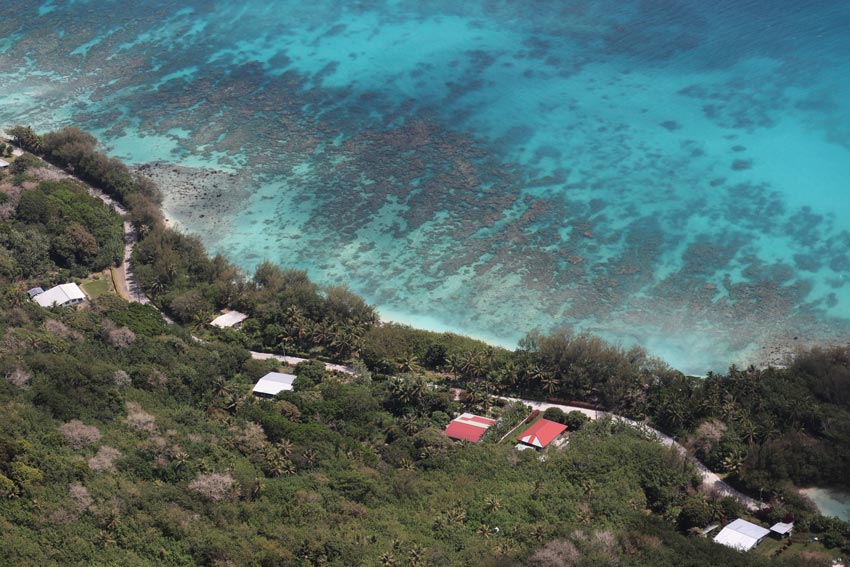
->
{"left": 80, "top": 279, "right": 110, "bottom": 298}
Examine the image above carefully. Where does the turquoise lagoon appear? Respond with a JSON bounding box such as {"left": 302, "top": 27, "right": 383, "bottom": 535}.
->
{"left": 2, "top": 1, "right": 850, "bottom": 373}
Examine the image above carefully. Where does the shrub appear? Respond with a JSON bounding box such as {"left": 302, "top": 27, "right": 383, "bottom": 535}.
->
{"left": 542, "top": 407, "right": 567, "bottom": 424}
{"left": 295, "top": 360, "right": 327, "bottom": 383}
{"left": 10, "top": 462, "right": 44, "bottom": 491}
{"left": 0, "top": 473, "right": 16, "bottom": 497}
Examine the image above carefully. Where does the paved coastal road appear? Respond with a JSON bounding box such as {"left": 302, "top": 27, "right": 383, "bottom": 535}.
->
{"left": 498, "top": 395, "right": 766, "bottom": 511}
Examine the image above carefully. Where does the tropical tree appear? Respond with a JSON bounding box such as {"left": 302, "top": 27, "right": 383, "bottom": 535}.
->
{"left": 397, "top": 352, "right": 421, "bottom": 374}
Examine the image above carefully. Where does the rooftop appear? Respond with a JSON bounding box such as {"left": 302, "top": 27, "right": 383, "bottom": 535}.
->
{"left": 770, "top": 522, "right": 794, "bottom": 535}
{"left": 445, "top": 413, "right": 496, "bottom": 443}
{"left": 33, "top": 283, "right": 86, "bottom": 308}
{"left": 517, "top": 419, "right": 567, "bottom": 449}
{"left": 210, "top": 310, "right": 248, "bottom": 328}
{"left": 252, "top": 372, "right": 296, "bottom": 397}
{"left": 713, "top": 518, "right": 770, "bottom": 552}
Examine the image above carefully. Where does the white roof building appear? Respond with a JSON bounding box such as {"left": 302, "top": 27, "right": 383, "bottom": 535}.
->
{"left": 770, "top": 522, "right": 794, "bottom": 536}
{"left": 210, "top": 310, "right": 248, "bottom": 328}
{"left": 713, "top": 518, "right": 770, "bottom": 552}
{"left": 33, "top": 283, "right": 86, "bottom": 308}
{"left": 0, "top": 159, "right": 9, "bottom": 168}
{"left": 252, "top": 372, "right": 297, "bottom": 397}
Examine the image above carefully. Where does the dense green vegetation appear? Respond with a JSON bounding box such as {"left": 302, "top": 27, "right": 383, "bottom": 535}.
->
{"left": 3, "top": 126, "right": 850, "bottom": 565}
{"left": 0, "top": 294, "right": 806, "bottom": 566}
{"left": 0, "top": 169, "right": 123, "bottom": 283}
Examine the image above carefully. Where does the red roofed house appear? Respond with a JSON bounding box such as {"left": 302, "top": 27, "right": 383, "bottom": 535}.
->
{"left": 517, "top": 419, "right": 567, "bottom": 449}
{"left": 445, "top": 413, "right": 497, "bottom": 443}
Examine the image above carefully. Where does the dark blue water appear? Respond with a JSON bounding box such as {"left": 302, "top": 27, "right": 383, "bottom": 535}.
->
{"left": 3, "top": 1, "right": 850, "bottom": 373}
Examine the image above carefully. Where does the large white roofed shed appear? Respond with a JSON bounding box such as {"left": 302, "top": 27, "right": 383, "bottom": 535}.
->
{"left": 252, "top": 372, "right": 297, "bottom": 397}
{"left": 713, "top": 518, "right": 770, "bottom": 552}
{"left": 33, "top": 283, "right": 86, "bottom": 308}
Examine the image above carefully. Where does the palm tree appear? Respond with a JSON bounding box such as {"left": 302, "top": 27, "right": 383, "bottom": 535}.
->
{"left": 484, "top": 495, "right": 502, "bottom": 513}
{"left": 496, "top": 540, "right": 516, "bottom": 556}
{"left": 309, "top": 320, "right": 330, "bottom": 346}
{"left": 408, "top": 544, "right": 425, "bottom": 567}
{"left": 443, "top": 354, "right": 463, "bottom": 379}
{"left": 192, "top": 309, "right": 213, "bottom": 333}
{"left": 148, "top": 277, "right": 168, "bottom": 297}
{"left": 460, "top": 350, "right": 486, "bottom": 379}
{"left": 211, "top": 377, "right": 232, "bottom": 402}
{"left": 399, "top": 414, "right": 420, "bottom": 436}
{"left": 497, "top": 360, "right": 520, "bottom": 390}
{"left": 446, "top": 506, "right": 467, "bottom": 526}
{"left": 541, "top": 373, "right": 560, "bottom": 395}
{"left": 526, "top": 364, "right": 546, "bottom": 389}
{"left": 397, "top": 352, "right": 421, "bottom": 374}
{"left": 266, "top": 454, "right": 295, "bottom": 477}
{"left": 737, "top": 416, "right": 758, "bottom": 445}
{"left": 301, "top": 448, "right": 318, "bottom": 468}
{"left": 284, "top": 306, "right": 308, "bottom": 338}
{"left": 477, "top": 524, "right": 493, "bottom": 539}
{"left": 220, "top": 392, "right": 243, "bottom": 414}
{"left": 722, "top": 449, "right": 746, "bottom": 475}
{"left": 276, "top": 438, "right": 294, "bottom": 458}
{"left": 466, "top": 382, "right": 492, "bottom": 412}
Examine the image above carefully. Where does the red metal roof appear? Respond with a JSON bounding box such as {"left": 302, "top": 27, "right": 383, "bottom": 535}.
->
{"left": 517, "top": 419, "right": 567, "bottom": 448}
{"left": 444, "top": 413, "right": 496, "bottom": 443}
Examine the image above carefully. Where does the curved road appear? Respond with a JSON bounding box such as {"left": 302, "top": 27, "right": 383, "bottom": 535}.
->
{"left": 498, "top": 396, "right": 765, "bottom": 511}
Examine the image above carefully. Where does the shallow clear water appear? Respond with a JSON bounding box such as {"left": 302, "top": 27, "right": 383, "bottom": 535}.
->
{"left": 801, "top": 488, "right": 850, "bottom": 521}
{"left": 2, "top": 1, "right": 850, "bottom": 373}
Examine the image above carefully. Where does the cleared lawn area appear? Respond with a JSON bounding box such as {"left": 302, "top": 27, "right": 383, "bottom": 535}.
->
{"left": 80, "top": 279, "right": 110, "bottom": 299}
{"left": 754, "top": 535, "right": 842, "bottom": 563}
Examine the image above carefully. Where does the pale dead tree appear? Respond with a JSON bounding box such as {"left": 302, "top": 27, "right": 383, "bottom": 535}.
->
{"left": 188, "top": 473, "right": 238, "bottom": 502}
{"left": 69, "top": 482, "right": 93, "bottom": 512}
{"left": 126, "top": 401, "right": 157, "bottom": 433}
{"left": 88, "top": 446, "right": 121, "bottom": 473}
{"left": 6, "top": 367, "right": 33, "bottom": 388}
{"left": 103, "top": 319, "right": 136, "bottom": 348}
{"left": 59, "top": 420, "right": 102, "bottom": 449}
{"left": 113, "top": 370, "right": 131, "bottom": 387}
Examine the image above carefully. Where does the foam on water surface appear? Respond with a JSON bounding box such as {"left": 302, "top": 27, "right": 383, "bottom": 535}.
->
{"left": 2, "top": 0, "right": 849, "bottom": 374}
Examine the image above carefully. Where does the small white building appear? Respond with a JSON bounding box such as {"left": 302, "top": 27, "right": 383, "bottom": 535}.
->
{"left": 32, "top": 283, "right": 87, "bottom": 308}
{"left": 210, "top": 310, "right": 248, "bottom": 329}
{"left": 252, "top": 372, "right": 297, "bottom": 398}
{"left": 713, "top": 518, "right": 770, "bottom": 552}
{"left": 0, "top": 159, "right": 9, "bottom": 169}
{"left": 770, "top": 521, "right": 794, "bottom": 539}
